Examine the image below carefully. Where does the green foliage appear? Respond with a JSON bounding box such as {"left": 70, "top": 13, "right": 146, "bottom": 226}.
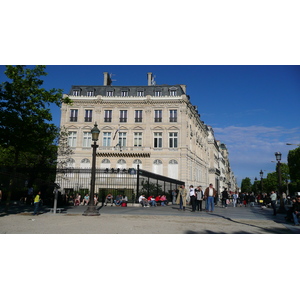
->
{"left": 241, "top": 177, "right": 252, "bottom": 193}
{"left": 288, "top": 147, "right": 300, "bottom": 183}
{"left": 0, "top": 65, "right": 72, "bottom": 204}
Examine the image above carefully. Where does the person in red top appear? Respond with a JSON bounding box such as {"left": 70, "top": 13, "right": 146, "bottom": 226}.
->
{"left": 155, "top": 195, "right": 161, "bottom": 206}
{"left": 148, "top": 195, "right": 157, "bottom": 207}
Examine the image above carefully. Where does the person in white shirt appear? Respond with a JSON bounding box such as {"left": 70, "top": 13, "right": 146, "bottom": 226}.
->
{"left": 139, "top": 194, "right": 149, "bottom": 207}
{"left": 270, "top": 191, "right": 277, "bottom": 216}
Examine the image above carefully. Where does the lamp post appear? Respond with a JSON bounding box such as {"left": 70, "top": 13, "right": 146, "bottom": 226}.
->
{"left": 259, "top": 170, "right": 264, "bottom": 194}
{"left": 275, "top": 151, "right": 285, "bottom": 213}
{"left": 83, "top": 123, "right": 100, "bottom": 216}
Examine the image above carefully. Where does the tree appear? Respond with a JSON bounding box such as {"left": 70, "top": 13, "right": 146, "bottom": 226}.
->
{"left": 0, "top": 65, "right": 71, "bottom": 209}
{"left": 288, "top": 147, "right": 300, "bottom": 192}
{"left": 241, "top": 177, "right": 252, "bottom": 193}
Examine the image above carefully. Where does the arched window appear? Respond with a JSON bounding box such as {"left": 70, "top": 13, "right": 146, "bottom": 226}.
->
{"left": 80, "top": 158, "right": 91, "bottom": 169}
{"left": 153, "top": 159, "right": 163, "bottom": 175}
{"left": 67, "top": 158, "right": 75, "bottom": 168}
{"left": 117, "top": 159, "right": 126, "bottom": 169}
{"left": 101, "top": 159, "right": 111, "bottom": 170}
{"left": 168, "top": 160, "right": 178, "bottom": 179}
{"left": 133, "top": 159, "right": 142, "bottom": 169}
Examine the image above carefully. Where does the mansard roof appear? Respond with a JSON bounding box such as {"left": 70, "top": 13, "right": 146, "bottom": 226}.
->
{"left": 69, "top": 84, "right": 186, "bottom": 97}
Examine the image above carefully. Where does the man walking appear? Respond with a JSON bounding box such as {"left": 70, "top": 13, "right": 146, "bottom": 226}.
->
{"left": 204, "top": 183, "right": 217, "bottom": 212}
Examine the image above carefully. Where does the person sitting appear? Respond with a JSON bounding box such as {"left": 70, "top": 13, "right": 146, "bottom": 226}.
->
{"left": 94, "top": 194, "right": 98, "bottom": 205}
{"left": 114, "top": 197, "right": 122, "bottom": 206}
{"left": 155, "top": 195, "right": 161, "bottom": 206}
{"left": 139, "top": 194, "right": 149, "bottom": 207}
{"left": 148, "top": 195, "right": 157, "bottom": 207}
{"left": 292, "top": 195, "right": 300, "bottom": 226}
{"left": 160, "top": 195, "right": 168, "bottom": 206}
{"left": 121, "top": 195, "right": 128, "bottom": 207}
{"left": 104, "top": 193, "right": 113, "bottom": 206}
{"left": 82, "top": 194, "right": 90, "bottom": 205}
{"left": 74, "top": 193, "right": 81, "bottom": 206}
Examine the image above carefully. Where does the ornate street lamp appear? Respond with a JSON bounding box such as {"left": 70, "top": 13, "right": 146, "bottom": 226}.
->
{"left": 275, "top": 151, "right": 285, "bottom": 213}
{"left": 83, "top": 123, "right": 100, "bottom": 216}
{"left": 260, "top": 170, "right": 264, "bottom": 193}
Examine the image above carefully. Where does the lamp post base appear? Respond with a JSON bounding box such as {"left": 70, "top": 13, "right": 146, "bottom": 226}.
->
{"left": 83, "top": 205, "right": 100, "bottom": 216}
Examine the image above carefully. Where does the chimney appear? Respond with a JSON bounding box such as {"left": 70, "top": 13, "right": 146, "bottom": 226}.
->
{"left": 103, "top": 72, "right": 112, "bottom": 86}
{"left": 147, "top": 72, "right": 153, "bottom": 86}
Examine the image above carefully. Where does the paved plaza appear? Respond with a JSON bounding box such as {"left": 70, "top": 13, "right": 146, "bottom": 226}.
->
{"left": 0, "top": 202, "right": 299, "bottom": 234}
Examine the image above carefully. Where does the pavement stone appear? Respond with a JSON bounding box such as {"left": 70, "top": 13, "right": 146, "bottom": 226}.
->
{"left": 0, "top": 202, "right": 299, "bottom": 234}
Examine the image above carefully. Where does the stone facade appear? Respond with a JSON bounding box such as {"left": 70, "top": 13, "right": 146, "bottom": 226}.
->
{"left": 58, "top": 72, "right": 237, "bottom": 194}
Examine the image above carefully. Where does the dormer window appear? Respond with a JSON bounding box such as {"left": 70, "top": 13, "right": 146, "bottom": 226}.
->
{"left": 121, "top": 90, "right": 129, "bottom": 97}
{"left": 169, "top": 87, "right": 177, "bottom": 96}
{"left": 73, "top": 90, "right": 80, "bottom": 96}
{"left": 87, "top": 91, "right": 94, "bottom": 96}
{"left": 106, "top": 90, "right": 114, "bottom": 97}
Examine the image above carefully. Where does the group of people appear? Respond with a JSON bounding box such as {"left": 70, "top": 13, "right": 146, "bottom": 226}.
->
{"left": 138, "top": 194, "right": 168, "bottom": 207}
{"left": 104, "top": 193, "right": 128, "bottom": 206}
{"left": 176, "top": 183, "right": 217, "bottom": 212}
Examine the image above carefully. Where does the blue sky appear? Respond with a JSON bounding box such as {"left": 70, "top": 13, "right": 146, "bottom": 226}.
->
{"left": 1, "top": 65, "right": 299, "bottom": 186}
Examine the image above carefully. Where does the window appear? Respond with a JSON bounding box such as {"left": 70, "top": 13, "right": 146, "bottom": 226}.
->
{"left": 121, "top": 90, "right": 128, "bottom": 97}
{"left": 169, "top": 90, "right": 177, "bottom": 96}
{"left": 103, "top": 132, "right": 111, "bottom": 147}
{"left": 137, "top": 91, "right": 144, "bottom": 97}
{"left": 154, "top": 90, "right": 162, "bottom": 97}
{"left": 80, "top": 158, "right": 90, "bottom": 168}
{"left": 169, "top": 110, "right": 177, "bottom": 122}
{"left": 133, "top": 159, "right": 142, "bottom": 169}
{"left": 68, "top": 131, "right": 77, "bottom": 147}
{"left": 119, "top": 132, "right": 127, "bottom": 147}
{"left": 104, "top": 110, "right": 112, "bottom": 122}
{"left": 153, "top": 159, "right": 163, "bottom": 175}
{"left": 154, "top": 110, "right": 162, "bottom": 122}
{"left": 83, "top": 132, "right": 92, "bottom": 147}
{"left": 70, "top": 109, "right": 78, "bottom": 122}
{"left": 154, "top": 132, "right": 162, "bottom": 148}
{"left": 73, "top": 90, "right": 80, "bottom": 96}
{"left": 168, "top": 160, "right": 178, "bottom": 179}
{"left": 169, "top": 132, "right": 178, "bottom": 148}
{"left": 106, "top": 91, "right": 114, "bottom": 97}
{"left": 135, "top": 110, "right": 143, "bottom": 122}
{"left": 119, "top": 110, "right": 127, "bottom": 122}
{"left": 84, "top": 110, "right": 92, "bottom": 122}
{"left": 87, "top": 91, "right": 94, "bottom": 96}
{"left": 134, "top": 132, "right": 142, "bottom": 147}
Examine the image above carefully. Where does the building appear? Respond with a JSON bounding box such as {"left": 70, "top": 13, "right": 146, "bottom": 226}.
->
{"left": 57, "top": 72, "right": 236, "bottom": 197}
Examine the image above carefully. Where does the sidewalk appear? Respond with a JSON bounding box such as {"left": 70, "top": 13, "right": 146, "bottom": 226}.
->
{"left": 1, "top": 202, "right": 299, "bottom": 234}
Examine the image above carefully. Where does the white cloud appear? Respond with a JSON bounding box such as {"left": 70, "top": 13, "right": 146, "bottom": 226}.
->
{"left": 213, "top": 125, "right": 300, "bottom": 185}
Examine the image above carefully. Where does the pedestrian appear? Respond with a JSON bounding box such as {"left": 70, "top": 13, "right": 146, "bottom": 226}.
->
{"left": 249, "top": 193, "right": 255, "bottom": 207}
{"left": 270, "top": 191, "right": 277, "bottom": 215}
{"left": 33, "top": 191, "right": 41, "bottom": 215}
{"left": 176, "top": 184, "right": 187, "bottom": 211}
{"left": 204, "top": 183, "right": 217, "bottom": 212}
{"left": 232, "top": 192, "right": 238, "bottom": 207}
{"left": 221, "top": 188, "right": 229, "bottom": 208}
{"left": 172, "top": 189, "right": 177, "bottom": 205}
{"left": 195, "top": 186, "right": 204, "bottom": 211}
{"left": 189, "top": 185, "right": 196, "bottom": 212}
